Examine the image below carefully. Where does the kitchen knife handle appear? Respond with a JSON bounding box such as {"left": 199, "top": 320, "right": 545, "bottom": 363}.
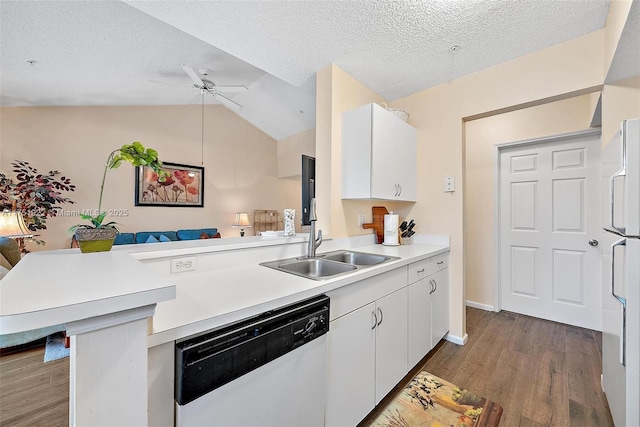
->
{"left": 611, "top": 238, "right": 627, "bottom": 366}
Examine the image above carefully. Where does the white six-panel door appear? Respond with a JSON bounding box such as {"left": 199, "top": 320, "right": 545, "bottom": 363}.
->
{"left": 499, "top": 133, "right": 602, "bottom": 330}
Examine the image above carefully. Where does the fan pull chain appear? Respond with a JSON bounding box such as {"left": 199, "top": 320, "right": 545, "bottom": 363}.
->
{"left": 201, "top": 89, "right": 205, "bottom": 166}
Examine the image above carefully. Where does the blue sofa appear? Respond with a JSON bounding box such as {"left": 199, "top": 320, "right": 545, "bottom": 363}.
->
{"left": 114, "top": 228, "right": 220, "bottom": 245}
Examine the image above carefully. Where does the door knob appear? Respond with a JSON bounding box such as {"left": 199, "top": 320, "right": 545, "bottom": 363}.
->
{"left": 589, "top": 239, "right": 599, "bottom": 247}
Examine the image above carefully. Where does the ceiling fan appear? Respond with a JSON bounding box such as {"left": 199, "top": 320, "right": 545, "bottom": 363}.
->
{"left": 151, "top": 65, "right": 248, "bottom": 110}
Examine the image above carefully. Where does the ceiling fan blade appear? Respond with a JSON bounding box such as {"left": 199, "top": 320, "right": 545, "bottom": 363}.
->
{"left": 181, "top": 65, "right": 204, "bottom": 86}
{"left": 215, "top": 85, "right": 248, "bottom": 93}
{"left": 211, "top": 92, "right": 243, "bottom": 110}
{"left": 187, "top": 91, "right": 204, "bottom": 104}
{"left": 148, "top": 79, "right": 191, "bottom": 88}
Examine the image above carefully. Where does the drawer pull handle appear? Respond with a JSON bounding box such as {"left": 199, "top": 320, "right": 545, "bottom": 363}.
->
{"left": 437, "top": 261, "right": 444, "bottom": 265}
{"left": 417, "top": 268, "right": 425, "bottom": 273}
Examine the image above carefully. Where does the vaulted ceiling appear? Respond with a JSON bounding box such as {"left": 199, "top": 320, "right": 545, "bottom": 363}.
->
{"left": 2, "top": 0, "right": 637, "bottom": 141}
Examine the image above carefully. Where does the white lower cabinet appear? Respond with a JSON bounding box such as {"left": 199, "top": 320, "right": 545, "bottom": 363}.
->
{"left": 430, "top": 267, "right": 449, "bottom": 348}
{"left": 325, "top": 301, "right": 376, "bottom": 427}
{"left": 407, "top": 276, "right": 432, "bottom": 369}
{"left": 374, "top": 287, "right": 409, "bottom": 404}
{"left": 325, "top": 275, "right": 408, "bottom": 427}
{"left": 326, "top": 252, "right": 449, "bottom": 427}
{"left": 407, "top": 254, "right": 450, "bottom": 369}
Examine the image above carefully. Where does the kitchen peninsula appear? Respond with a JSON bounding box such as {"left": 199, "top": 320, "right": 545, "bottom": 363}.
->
{"left": 0, "top": 233, "right": 449, "bottom": 426}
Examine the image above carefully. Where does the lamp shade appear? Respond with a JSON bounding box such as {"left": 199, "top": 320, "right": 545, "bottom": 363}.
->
{"left": 232, "top": 212, "right": 252, "bottom": 228}
{"left": 0, "top": 210, "right": 33, "bottom": 238}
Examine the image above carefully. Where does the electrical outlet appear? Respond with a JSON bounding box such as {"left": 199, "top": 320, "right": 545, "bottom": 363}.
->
{"left": 171, "top": 256, "right": 197, "bottom": 273}
{"left": 358, "top": 214, "right": 366, "bottom": 226}
{"left": 444, "top": 175, "right": 455, "bottom": 192}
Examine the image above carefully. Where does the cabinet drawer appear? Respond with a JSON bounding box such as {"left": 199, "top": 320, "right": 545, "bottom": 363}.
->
{"left": 407, "top": 259, "right": 430, "bottom": 284}
{"left": 431, "top": 252, "right": 448, "bottom": 272}
{"left": 327, "top": 268, "right": 406, "bottom": 321}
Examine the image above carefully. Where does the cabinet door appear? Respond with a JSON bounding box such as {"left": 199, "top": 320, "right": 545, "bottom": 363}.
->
{"left": 407, "top": 278, "right": 432, "bottom": 369}
{"left": 325, "top": 302, "right": 376, "bottom": 427}
{"left": 374, "top": 287, "right": 408, "bottom": 404}
{"left": 430, "top": 268, "right": 450, "bottom": 348}
{"left": 341, "top": 104, "right": 373, "bottom": 199}
{"left": 370, "top": 106, "right": 416, "bottom": 201}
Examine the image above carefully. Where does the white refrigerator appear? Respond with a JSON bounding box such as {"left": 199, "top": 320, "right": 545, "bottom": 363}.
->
{"left": 602, "top": 118, "right": 640, "bottom": 427}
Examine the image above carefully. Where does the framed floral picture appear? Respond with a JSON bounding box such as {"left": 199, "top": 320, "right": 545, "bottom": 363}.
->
{"left": 135, "top": 162, "right": 204, "bottom": 207}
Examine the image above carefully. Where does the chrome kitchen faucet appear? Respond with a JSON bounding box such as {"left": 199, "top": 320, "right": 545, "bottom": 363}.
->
{"left": 307, "top": 198, "right": 322, "bottom": 258}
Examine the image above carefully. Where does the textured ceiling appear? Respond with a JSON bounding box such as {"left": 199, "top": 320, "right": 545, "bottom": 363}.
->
{"left": 125, "top": 0, "right": 612, "bottom": 99}
{"left": 3, "top": 0, "right": 635, "bottom": 141}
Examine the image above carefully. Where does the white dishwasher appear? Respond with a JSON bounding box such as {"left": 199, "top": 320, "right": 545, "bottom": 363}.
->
{"left": 174, "top": 295, "right": 329, "bottom": 427}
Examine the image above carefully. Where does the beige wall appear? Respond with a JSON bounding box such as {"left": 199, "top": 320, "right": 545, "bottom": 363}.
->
{"left": 277, "top": 127, "right": 316, "bottom": 178}
{"left": 464, "top": 94, "right": 597, "bottom": 307}
{"left": 602, "top": 75, "right": 640, "bottom": 142}
{"left": 316, "top": 30, "right": 606, "bottom": 341}
{"left": 1, "top": 105, "right": 300, "bottom": 250}
{"left": 390, "top": 29, "right": 605, "bottom": 340}
{"left": 315, "top": 64, "right": 415, "bottom": 240}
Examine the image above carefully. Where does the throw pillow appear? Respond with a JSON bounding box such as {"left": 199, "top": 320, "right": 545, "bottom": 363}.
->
{"left": 145, "top": 235, "right": 159, "bottom": 244}
{"left": 0, "top": 265, "right": 10, "bottom": 280}
{"left": 199, "top": 232, "right": 209, "bottom": 239}
{"left": 158, "top": 234, "right": 171, "bottom": 242}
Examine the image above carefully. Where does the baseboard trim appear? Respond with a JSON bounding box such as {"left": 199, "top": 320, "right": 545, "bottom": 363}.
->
{"left": 445, "top": 333, "right": 468, "bottom": 346}
{"left": 465, "top": 300, "right": 495, "bottom": 312}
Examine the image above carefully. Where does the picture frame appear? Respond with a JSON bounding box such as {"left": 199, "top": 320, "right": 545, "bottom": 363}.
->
{"left": 135, "top": 162, "right": 204, "bottom": 207}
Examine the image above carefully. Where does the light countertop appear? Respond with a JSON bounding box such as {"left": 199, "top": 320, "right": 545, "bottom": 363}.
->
{"left": 0, "top": 250, "right": 175, "bottom": 334}
{"left": 149, "top": 241, "right": 448, "bottom": 347}
{"left": 0, "top": 235, "right": 448, "bottom": 347}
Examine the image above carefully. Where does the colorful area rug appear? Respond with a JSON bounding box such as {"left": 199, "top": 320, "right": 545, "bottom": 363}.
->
{"left": 368, "top": 371, "right": 503, "bottom": 427}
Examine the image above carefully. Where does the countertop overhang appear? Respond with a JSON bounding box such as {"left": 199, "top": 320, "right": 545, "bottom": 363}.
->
{"left": 0, "top": 250, "right": 175, "bottom": 334}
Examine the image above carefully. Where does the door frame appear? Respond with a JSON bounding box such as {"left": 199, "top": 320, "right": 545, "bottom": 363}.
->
{"left": 492, "top": 128, "right": 602, "bottom": 312}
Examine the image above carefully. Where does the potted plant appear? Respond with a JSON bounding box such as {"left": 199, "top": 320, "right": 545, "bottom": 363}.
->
{"left": 70, "top": 142, "right": 168, "bottom": 253}
{"left": 0, "top": 160, "right": 76, "bottom": 250}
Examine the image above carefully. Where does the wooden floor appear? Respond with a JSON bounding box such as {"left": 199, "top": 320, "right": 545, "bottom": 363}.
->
{"left": 363, "top": 307, "right": 614, "bottom": 427}
{"left": 0, "top": 345, "right": 69, "bottom": 426}
{"left": 0, "top": 307, "right": 613, "bottom": 427}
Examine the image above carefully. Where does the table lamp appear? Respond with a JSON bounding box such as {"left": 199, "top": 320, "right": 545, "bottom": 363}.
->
{"left": 232, "top": 212, "right": 252, "bottom": 237}
{"left": 0, "top": 209, "right": 34, "bottom": 253}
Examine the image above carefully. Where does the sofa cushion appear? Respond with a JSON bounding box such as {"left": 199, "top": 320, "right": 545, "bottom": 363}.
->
{"left": 145, "top": 235, "right": 159, "bottom": 243}
{"left": 177, "top": 228, "right": 219, "bottom": 241}
{"left": 135, "top": 231, "right": 178, "bottom": 244}
{"left": 0, "top": 253, "right": 12, "bottom": 271}
{"left": 114, "top": 233, "right": 136, "bottom": 245}
{"left": 0, "top": 237, "right": 21, "bottom": 268}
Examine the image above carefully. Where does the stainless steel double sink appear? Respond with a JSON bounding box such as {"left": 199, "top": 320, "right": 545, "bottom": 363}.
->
{"left": 260, "top": 250, "right": 400, "bottom": 280}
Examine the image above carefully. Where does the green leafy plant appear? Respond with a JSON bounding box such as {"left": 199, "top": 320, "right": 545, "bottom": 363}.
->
{"left": 69, "top": 141, "right": 168, "bottom": 233}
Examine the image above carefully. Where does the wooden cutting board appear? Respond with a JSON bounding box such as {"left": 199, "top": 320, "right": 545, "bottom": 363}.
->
{"left": 362, "top": 206, "right": 388, "bottom": 244}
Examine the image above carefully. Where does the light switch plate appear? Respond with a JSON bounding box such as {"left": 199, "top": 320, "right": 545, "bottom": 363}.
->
{"left": 444, "top": 175, "right": 455, "bottom": 192}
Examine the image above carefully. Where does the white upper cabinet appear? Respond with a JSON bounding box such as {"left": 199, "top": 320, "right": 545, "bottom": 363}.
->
{"left": 342, "top": 103, "right": 417, "bottom": 201}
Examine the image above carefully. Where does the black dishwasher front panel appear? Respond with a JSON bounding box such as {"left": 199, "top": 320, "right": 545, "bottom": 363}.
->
{"left": 175, "top": 294, "right": 329, "bottom": 405}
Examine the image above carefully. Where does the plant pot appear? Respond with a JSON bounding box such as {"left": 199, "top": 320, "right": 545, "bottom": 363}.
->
{"left": 74, "top": 228, "right": 117, "bottom": 253}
